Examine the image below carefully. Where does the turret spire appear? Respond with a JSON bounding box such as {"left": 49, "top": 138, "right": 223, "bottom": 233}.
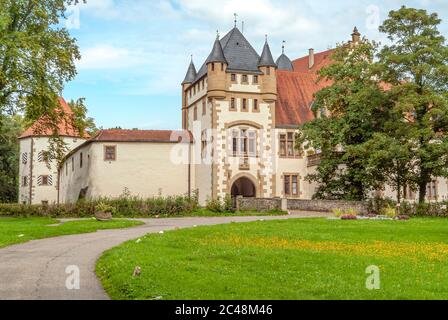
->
{"left": 206, "top": 33, "right": 227, "bottom": 64}
{"left": 258, "top": 36, "right": 276, "bottom": 68}
{"left": 182, "top": 57, "right": 197, "bottom": 84}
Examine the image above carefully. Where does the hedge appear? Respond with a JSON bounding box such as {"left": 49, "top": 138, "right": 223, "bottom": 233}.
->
{"left": 0, "top": 194, "right": 199, "bottom": 218}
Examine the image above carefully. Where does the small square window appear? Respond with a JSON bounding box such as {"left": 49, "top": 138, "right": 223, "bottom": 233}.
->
{"left": 253, "top": 75, "right": 258, "bottom": 84}
{"left": 242, "top": 75, "right": 248, "bottom": 83}
{"left": 104, "top": 146, "right": 116, "bottom": 161}
{"left": 242, "top": 99, "right": 247, "bottom": 111}
{"left": 230, "top": 98, "right": 236, "bottom": 110}
{"left": 254, "top": 99, "right": 258, "bottom": 111}
{"left": 231, "top": 74, "right": 236, "bottom": 81}
{"left": 41, "top": 175, "right": 49, "bottom": 186}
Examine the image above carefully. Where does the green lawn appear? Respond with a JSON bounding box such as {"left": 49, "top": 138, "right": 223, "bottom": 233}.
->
{"left": 97, "top": 217, "right": 448, "bottom": 300}
{"left": 0, "top": 217, "right": 143, "bottom": 248}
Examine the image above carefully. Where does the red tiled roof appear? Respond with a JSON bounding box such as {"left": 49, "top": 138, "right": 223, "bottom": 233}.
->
{"left": 276, "top": 49, "right": 335, "bottom": 127}
{"left": 19, "top": 97, "right": 89, "bottom": 139}
{"left": 91, "top": 129, "right": 192, "bottom": 143}
{"left": 292, "top": 48, "right": 335, "bottom": 74}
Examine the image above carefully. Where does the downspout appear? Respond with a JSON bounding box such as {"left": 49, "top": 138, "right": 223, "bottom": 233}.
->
{"left": 57, "top": 168, "right": 60, "bottom": 205}
{"left": 188, "top": 141, "right": 191, "bottom": 198}
{"left": 28, "top": 138, "right": 34, "bottom": 205}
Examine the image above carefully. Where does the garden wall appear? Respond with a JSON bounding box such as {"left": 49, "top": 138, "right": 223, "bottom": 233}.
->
{"left": 237, "top": 197, "right": 369, "bottom": 214}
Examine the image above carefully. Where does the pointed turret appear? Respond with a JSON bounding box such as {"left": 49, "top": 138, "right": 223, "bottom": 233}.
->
{"left": 182, "top": 58, "right": 197, "bottom": 85}
{"left": 258, "top": 37, "right": 276, "bottom": 68}
{"left": 276, "top": 41, "right": 294, "bottom": 71}
{"left": 206, "top": 33, "right": 227, "bottom": 99}
{"left": 351, "top": 26, "right": 361, "bottom": 43}
{"left": 206, "top": 33, "right": 227, "bottom": 64}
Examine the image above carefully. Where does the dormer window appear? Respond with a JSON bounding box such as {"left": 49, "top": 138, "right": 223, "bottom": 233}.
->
{"left": 231, "top": 74, "right": 236, "bottom": 82}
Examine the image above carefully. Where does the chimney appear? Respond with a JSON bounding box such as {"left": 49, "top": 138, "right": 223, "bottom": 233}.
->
{"left": 308, "top": 48, "right": 315, "bottom": 69}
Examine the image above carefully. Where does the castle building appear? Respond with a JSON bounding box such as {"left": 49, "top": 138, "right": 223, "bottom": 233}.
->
{"left": 19, "top": 26, "right": 448, "bottom": 205}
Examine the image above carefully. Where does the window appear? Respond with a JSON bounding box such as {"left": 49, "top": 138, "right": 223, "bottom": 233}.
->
{"left": 38, "top": 175, "right": 52, "bottom": 186}
{"left": 253, "top": 99, "right": 258, "bottom": 111}
{"left": 232, "top": 129, "right": 256, "bottom": 157}
{"left": 242, "top": 75, "right": 248, "bottom": 83}
{"left": 201, "top": 130, "right": 207, "bottom": 159}
{"left": 221, "top": 63, "right": 224, "bottom": 71}
{"left": 284, "top": 175, "right": 299, "bottom": 196}
{"left": 193, "top": 85, "right": 196, "bottom": 95}
{"left": 211, "top": 63, "right": 215, "bottom": 71}
{"left": 80, "top": 152, "right": 83, "bottom": 168}
{"left": 253, "top": 75, "right": 258, "bottom": 84}
{"left": 104, "top": 146, "right": 116, "bottom": 161}
{"left": 38, "top": 151, "right": 50, "bottom": 163}
{"left": 72, "top": 157, "right": 74, "bottom": 171}
{"left": 280, "top": 132, "right": 300, "bottom": 158}
{"left": 202, "top": 100, "right": 206, "bottom": 115}
{"left": 242, "top": 98, "right": 247, "bottom": 111}
{"left": 194, "top": 106, "right": 198, "bottom": 120}
{"left": 22, "top": 176, "right": 28, "bottom": 187}
{"left": 22, "top": 153, "right": 28, "bottom": 165}
{"left": 427, "top": 180, "right": 438, "bottom": 200}
{"left": 231, "top": 74, "right": 236, "bottom": 81}
{"left": 230, "top": 98, "right": 236, "bottom": 110}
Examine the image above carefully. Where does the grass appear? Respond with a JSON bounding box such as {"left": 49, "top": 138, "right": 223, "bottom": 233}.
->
{"left": 97, "top": 217, "right": 448, "bottom": 300}
{"left": 174, "top": 208, "right": 287, "bottom": 217}
{"left": 0, "top": 217, "right": 143, "bottom": 248}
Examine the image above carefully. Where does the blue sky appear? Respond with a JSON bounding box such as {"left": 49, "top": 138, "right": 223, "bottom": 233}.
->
{"left": 62, "top": 0, "right": 448, "bottom": 130}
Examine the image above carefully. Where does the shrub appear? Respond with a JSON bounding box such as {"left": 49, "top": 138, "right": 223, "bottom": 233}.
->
{"left": 0, "top": 194, "right": 199, "bottom": 218}
{"left": 381, "top": 205, "right": 398, "bottom": 218}
{"left": 205, "top": 197, "right": 224, "bottom": 213}
{"left": 95, "top": 202, "right": 116, "bottom": 214}
{"left": 332, "top": 208, "right": 344, "bottom": 217}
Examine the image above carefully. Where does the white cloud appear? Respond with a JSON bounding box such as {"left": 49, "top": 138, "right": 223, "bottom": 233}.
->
{"left": 77, "top": 44, "right": 145, "bottom": 70}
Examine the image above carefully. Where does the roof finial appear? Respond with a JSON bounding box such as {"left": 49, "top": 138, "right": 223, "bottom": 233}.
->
{"left": 234, "top": 13, "right": 238, "bottom": 28}
{"left": 216, "top": 30, "right": 220, "bottom": 40}
{"left": 282, "top": 40, "right": 286, "bottom": 54}
{"left": 265, "top": 34, "right": 268, "bottom": 42}
{"left": 190, "top": 54, "right": 193, "bottom": 62}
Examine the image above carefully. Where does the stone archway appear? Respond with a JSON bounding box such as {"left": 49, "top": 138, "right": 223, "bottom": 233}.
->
{"left": 231, "top": 176, "right": 257, "bottom": 198}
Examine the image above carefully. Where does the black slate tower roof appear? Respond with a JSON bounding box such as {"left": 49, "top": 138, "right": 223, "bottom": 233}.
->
{"left": 182, "top": 59, "right": 197, "bottom": 84}
{"left": 258, "top": 40, "right": 277, "bottom": 68}
{"left": 276, "top": 54, "right": 294, "bottom": 71}
{"left": 206, "top": 35, "right": 227, "bottom": 64}
{"left": 194, "top": 27, "right": 263, "bottom": 82}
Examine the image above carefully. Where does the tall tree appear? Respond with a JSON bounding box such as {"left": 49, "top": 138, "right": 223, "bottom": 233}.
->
{"left": 298, "top": 39, "right": 390, "bottom": 200}
{"left": 0, "top": 115, "right": 23, "bottom": 202}
{"left": 378, "top": 6, "right": 448, "bottom": 203}
{"left": 0, "top": 0, "right": 83, "bottom": 122}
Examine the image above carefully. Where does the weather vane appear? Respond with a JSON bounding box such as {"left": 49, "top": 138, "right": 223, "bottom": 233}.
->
{"left": 234, "top": 13, "right": 238, "bottom": 27}
{"left": 282, "top": 40, "right": 286, "bottom": 54}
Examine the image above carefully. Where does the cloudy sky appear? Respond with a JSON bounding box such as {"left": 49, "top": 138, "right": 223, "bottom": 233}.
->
{"left": 62, "top": 0, "right": 448, "bottom": 130}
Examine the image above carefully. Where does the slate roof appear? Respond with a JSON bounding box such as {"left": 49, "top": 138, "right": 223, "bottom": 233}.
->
{"left": 276, "top": 53, "right": 294, "bottom": 71}
{"left": 194, "top": 27, "right": 263, "bottom": 82}
{"left": 205, "top": 37, "right": 227, "bottom": 64}
{"left": 258, "top": 41, "right": 277, "bottom": 67}
{"left": 182, "top": 60, "right": 197, "bottom": 84}
{"left": 19, "top": 97, "right": 90, "bottom": 139}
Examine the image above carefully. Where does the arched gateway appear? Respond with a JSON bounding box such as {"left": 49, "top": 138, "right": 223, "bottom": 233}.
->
{"left": 231, "top": 176, "right": 257, "bottom": 198}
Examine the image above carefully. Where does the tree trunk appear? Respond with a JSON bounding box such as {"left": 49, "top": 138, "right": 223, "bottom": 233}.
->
{"left": 418, "top": 179, "right": 427, "bottom": 204}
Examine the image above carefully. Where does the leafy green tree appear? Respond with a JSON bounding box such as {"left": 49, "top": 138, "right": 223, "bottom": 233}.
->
{"left": 0, "top": 0, "right": 84, "bottom": 122}
{"left": 0, "top": 115, "right": 23, "bottom": 202}
{"left": 378, "top": 6, "right": 448, "bottom": 203}
{"left": 298, "top": 39, "right": 389, "bottom": 200}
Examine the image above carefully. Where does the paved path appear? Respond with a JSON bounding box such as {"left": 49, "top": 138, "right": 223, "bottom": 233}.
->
{"left": 0, "top": 214, "right": 323, "bottom": 300}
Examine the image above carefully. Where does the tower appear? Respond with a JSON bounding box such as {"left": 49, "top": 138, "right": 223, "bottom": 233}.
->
{"left": 18, "top": 98, "right": 89, "bottom": 204}
{"left": 182, "top": 57, "right": 197, "bottom": 129}
{"left": 258, "top": 37, "right": 277, "bottom": 102}
{"left": 206, "top": 33, "right": 227, "bottom": 100}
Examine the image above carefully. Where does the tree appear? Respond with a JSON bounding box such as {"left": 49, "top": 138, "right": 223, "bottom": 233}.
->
{"left": 0, "top": 115, "right": 23, "bottom": 202}
{"left": 378, "top": 6, "right": 448, "bottom": 203}
{"left": 298, "top": 39, "right": 390, "bottom": 200}
{"left": 0, "top": 0, "right": 83, "bottom": 123}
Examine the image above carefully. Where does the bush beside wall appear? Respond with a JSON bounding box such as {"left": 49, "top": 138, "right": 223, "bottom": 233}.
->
{"left": 0, "top": 194, "right": 199, "bottom": 218}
